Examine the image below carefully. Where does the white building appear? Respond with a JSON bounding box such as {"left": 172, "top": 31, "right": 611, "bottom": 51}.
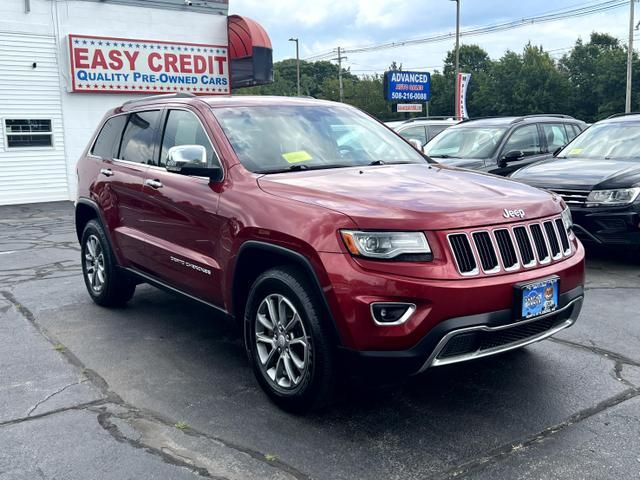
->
{"left": 0, "top": 0, "right": 271, "bottom": 205}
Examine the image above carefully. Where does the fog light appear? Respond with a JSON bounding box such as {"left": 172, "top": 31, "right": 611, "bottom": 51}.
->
{"left": 370, "top": 303, "right": 416, "bottom": 325}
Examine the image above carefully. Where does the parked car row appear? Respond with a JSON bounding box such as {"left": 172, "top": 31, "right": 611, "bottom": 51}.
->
{"left": 400, "top": 112, "right": 639, "bottom": 248}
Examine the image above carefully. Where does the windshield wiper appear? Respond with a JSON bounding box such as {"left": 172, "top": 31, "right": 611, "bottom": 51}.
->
{"left": 428, "top": 154, "right": 459, "bottom": 159}
{"left": 368, "top": 160, "right": 385, "bottom": 165}
{"left": 256, "top": 163, "right": 353, "bottom": 174}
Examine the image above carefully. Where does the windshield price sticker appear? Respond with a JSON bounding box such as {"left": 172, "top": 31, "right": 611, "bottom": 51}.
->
{"left": 384, "top": 71, "right": 431, "bottom": 102}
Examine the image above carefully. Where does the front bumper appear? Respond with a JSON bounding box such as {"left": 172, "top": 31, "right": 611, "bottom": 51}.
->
{"left": 571, "top": 204, "right": 640, "bottom": 245}
{"left": 339, "top": 285, "right": 583, "bottom": 376}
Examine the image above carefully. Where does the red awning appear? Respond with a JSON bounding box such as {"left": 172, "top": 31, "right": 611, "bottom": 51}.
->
{"left": 228, "top": 15, "right": 272, "bottom": 59}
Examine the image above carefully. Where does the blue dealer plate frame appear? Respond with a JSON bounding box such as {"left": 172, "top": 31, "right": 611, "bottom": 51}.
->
{"left": 516, "top": 276, "right": 559, "bottom": 320}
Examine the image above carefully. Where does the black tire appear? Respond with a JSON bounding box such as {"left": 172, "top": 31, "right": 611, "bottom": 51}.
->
{"left": 245, "top": 266, "right": 335, "bottom": 412}
{"left": 80, "top": 219, "right": 136, "bottom": 307}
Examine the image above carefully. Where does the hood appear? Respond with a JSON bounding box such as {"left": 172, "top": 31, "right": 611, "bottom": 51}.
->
{"left": 257, "top": 164, "right": 563, "bottom": 230}
{"left": 512, "top": 157, "right": 640, "bottom": 190}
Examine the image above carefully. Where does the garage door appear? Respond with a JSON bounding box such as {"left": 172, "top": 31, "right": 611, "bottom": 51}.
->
{"left": 0, "top": 32, "right": 68, "bottom": 205}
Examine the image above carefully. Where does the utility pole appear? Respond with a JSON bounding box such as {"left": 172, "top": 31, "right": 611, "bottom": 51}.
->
{"left": 626, "top": 0, "right": 635, "bottom": 112}
{"left": 333, "top": 47, "right": 347, "bottom": 103}
{"left": 288, "top": 37, "right": 301, "bottom": 96}
{"left": 451, "top": 0, "right": 460, "bottom": 117}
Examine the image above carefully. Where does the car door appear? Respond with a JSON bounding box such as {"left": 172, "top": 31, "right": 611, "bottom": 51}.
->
{"left": 489, "top": 123, "right": 548, "bottom": 176}
{"left": 135, "top": 107, "right": 225, "bottom": 305}
{"left": 90, "top": 111, "right": 159, "bottom": 268}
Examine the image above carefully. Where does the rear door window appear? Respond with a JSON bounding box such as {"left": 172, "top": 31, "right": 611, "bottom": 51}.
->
{"left": 92, "top": 115, "right": 128, "bottom": 159}
{"left": 119, "top": 110, "right": 161, "bottom": 164}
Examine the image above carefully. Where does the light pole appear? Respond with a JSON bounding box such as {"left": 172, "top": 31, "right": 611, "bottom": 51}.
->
{"left": 289, "top": 37, "right": 301, "bottom": 96}
{"left": 626, "top": 0, "right": 635, "bottom": 113}
{"left": 451, "top": 0, "right": 460, "bottom": 117}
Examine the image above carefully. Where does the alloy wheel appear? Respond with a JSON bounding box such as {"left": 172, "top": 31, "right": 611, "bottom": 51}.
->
{"left": 255, "top": 293, "right": 310, "bottom": 390}
{"left": 84, "top": 234, "right": 106, "bottom": 293}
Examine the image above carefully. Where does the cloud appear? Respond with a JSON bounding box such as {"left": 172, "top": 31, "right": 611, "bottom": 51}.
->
{"left": 230, "top": 0, "right": 632, "bottom": 74}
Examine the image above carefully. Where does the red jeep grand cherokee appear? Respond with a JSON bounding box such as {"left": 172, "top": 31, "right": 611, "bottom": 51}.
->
{"left": 75, "top": 94, "right": 585, "bottom": 411}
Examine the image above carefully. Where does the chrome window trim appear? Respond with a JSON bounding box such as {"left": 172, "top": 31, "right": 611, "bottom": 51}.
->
{"left": 447, "top": 233, "right": 479, "bottom": 276}
{"left": 370, "top": 302, "right": 417, "bottom": 326}
{"left": 416, "top": 296, "right": 583, "bottom": 373}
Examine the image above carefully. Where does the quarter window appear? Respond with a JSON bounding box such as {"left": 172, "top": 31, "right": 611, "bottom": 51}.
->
{"left": 119, "top": 110, "right": 161, "bottom": 164}
{"left": 160, "top": 110, "right": 217, "bottom": 167}
{"left": 92, "top": 115, "right": 128, "bottom": 159}
{"left": 4, "top": 119, "right": 53, "bottom": 148}
{"left": 503, "top": 125, "right": 542, "bottom": 157}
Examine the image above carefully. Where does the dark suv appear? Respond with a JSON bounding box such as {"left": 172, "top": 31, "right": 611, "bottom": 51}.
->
{"left": 75, "top": 94, "right": 585, "bottom": 411}
{"left": 423, "top": 115, "right": 587, "bottom": 176}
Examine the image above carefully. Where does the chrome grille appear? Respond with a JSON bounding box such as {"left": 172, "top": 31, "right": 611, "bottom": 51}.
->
{"left": 550, "top": 189, "right": 589, "bottom": 206}
{"left": 448, "top": 217, "right": 572, "bottom": 276}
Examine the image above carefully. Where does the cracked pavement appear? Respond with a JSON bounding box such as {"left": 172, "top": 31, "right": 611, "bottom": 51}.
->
{"left": 1, "top": 201, "right": 639, "bottom": 479}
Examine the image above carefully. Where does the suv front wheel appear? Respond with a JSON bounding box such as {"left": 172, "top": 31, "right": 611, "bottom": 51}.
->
{"left": 81, "top": 220, "right": 136, "bottom": 307}
{"left": 245, "top": 266, "right": 335, "bottom": 412}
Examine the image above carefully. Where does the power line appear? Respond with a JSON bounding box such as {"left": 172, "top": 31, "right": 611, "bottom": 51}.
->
{"left": 303, "top": 0, "right": 628, "bottom": 61}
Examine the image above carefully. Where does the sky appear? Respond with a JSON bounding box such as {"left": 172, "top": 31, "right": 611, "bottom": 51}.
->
{"left": 229, "top": 0, "right": 635, "bottom": 75}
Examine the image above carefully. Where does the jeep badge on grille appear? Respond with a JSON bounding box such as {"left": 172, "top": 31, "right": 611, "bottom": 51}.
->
{"left": 503, "top": 208, "right": 526, "bottom": 219}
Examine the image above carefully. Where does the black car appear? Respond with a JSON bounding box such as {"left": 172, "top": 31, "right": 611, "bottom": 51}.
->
{"left": 511, "top": 113, "right": 640, "bottom": 246}
{"left": 423, "top": 114, "right": 587, "bottom": 176}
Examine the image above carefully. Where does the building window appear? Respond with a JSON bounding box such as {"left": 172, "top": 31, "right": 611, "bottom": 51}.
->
{"left": 4, "top": 119, "right": 53, "bottom": 148}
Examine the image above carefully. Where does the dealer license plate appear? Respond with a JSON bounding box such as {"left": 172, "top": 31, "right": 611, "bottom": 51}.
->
{"left": 518, "top": 277, "right": 559, "bottom": 319}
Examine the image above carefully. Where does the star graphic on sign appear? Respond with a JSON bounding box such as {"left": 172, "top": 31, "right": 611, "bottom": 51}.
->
{"left": 82, "top": 40, "right": 87, "bottom": 45}
{"left": 90, "top": 41, "right": 95, "bottom": 45}
{"left": 135, "top": 44, "right": 140, "bottom": 48}
{"left": 143, "top": 44, "right": 147, "bottom": 49}
{"left": 74, "top": 39, "right": 79, "bottom": 45}
{"left": 121, "top": 42, "right": 126, "bottom": 47}
{"left": 109, "top": 85, "right": 114, "bottom": 89}
{"left": 163, "top": 46, "right": 168, "bottom": 50}
{"left": 106, "top": 42, "right": 111, "bottom": 46}
{"left": 98, "top": 41, "right": 103, "bottom": 46}
{"left": 128, "top": 43, "right": 133, "bottom": 48}
{"left": 170, "top": 46, "right": 174, "bottom": 50}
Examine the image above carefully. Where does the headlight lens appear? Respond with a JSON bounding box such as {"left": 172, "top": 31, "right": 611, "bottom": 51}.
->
{"left": 340, "top": 230, "right": 431, "bottom": 260}
{"left": 561, "top": 206, "right": 573, "bottom": 232}
{"left": 586, "top": 188, "right": 640, "bottom": 206}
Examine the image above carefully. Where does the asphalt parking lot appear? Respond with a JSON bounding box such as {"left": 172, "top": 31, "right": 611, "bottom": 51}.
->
{"left": 1, "top": 201, "right": 639, "bottom": 480}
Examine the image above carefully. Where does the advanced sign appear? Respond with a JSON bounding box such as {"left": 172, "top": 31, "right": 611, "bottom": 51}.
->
{"left": 384, "top": 71, "right": 431, "bottom": 102}
{"left": 68, "top": 34, "right": 229, "bottom": 94}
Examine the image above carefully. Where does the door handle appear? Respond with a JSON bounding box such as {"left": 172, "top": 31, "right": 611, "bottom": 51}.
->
{"left": 100, "top": 168, "right": 114, "bottom": 177}
{"left": 144, "top": 179, "right": 163, "bottom": 189}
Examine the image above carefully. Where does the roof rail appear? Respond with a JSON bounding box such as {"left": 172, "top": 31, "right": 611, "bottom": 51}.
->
{"left": 122, "top": 92, "right": 196, "bottom": 107}
{"left": 403, "top": 116, "right": 460, "bottom": 123}
{"left": 606, "top": 112, "right": 640, "bottom": 119}
{"left": 512, "top": 113, "right": 574, "bottom": 123}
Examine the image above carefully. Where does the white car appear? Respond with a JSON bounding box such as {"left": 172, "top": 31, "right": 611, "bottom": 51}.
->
{"left": 391, "top": 117, "right": 461, "bottom": 147}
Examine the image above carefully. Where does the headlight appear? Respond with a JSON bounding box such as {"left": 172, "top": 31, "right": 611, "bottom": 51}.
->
{"left": 340, "top": 230, "right": 431, "bottom": 260}
{"left": 561, "top": 206, "right": 573, "bottom": 232}
{"left": 586, "top": 188, "right": 640, "bottom": 206}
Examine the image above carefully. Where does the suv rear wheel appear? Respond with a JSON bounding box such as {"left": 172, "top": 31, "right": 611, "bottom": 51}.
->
{"left": 245, "top": 266, "right": 335, "bottom": 412}
{"left": 81, "top": 219, "right": 136, "bottom": 307}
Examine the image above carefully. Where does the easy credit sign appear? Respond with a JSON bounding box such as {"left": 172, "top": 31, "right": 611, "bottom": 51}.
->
{"left": 68, "top": 34, "right": 229, "bottom": 94}
{"left": 384, "top": 71, "right": 431, "bottom": 102}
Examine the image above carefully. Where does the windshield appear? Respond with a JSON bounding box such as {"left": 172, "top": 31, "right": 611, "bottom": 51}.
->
{"left": 423, "top": 126, "right": 507, "bottom": 160}
{"left": 212, "top": 105, "right": 426, "bottom": 173}
{"left": 558, "top": 123, "right": 640, "bottom": 160}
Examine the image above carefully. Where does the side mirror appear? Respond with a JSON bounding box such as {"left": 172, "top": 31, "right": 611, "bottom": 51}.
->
{"left": 408, "top": 139, "right": 424, "bottom": 151}
{"left": 166, "top": 145, "right": 222, "bottom": 182}
{"left": 502, "top": 150, "right": 524, "bottom": 162}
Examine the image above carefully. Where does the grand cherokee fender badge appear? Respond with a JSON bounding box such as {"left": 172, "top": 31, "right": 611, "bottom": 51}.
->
{"left": 170, "top": 256, "right": 212, "bottom": 275}
{"left": 503, "top": 208, "right": 526, "bottom": 219}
